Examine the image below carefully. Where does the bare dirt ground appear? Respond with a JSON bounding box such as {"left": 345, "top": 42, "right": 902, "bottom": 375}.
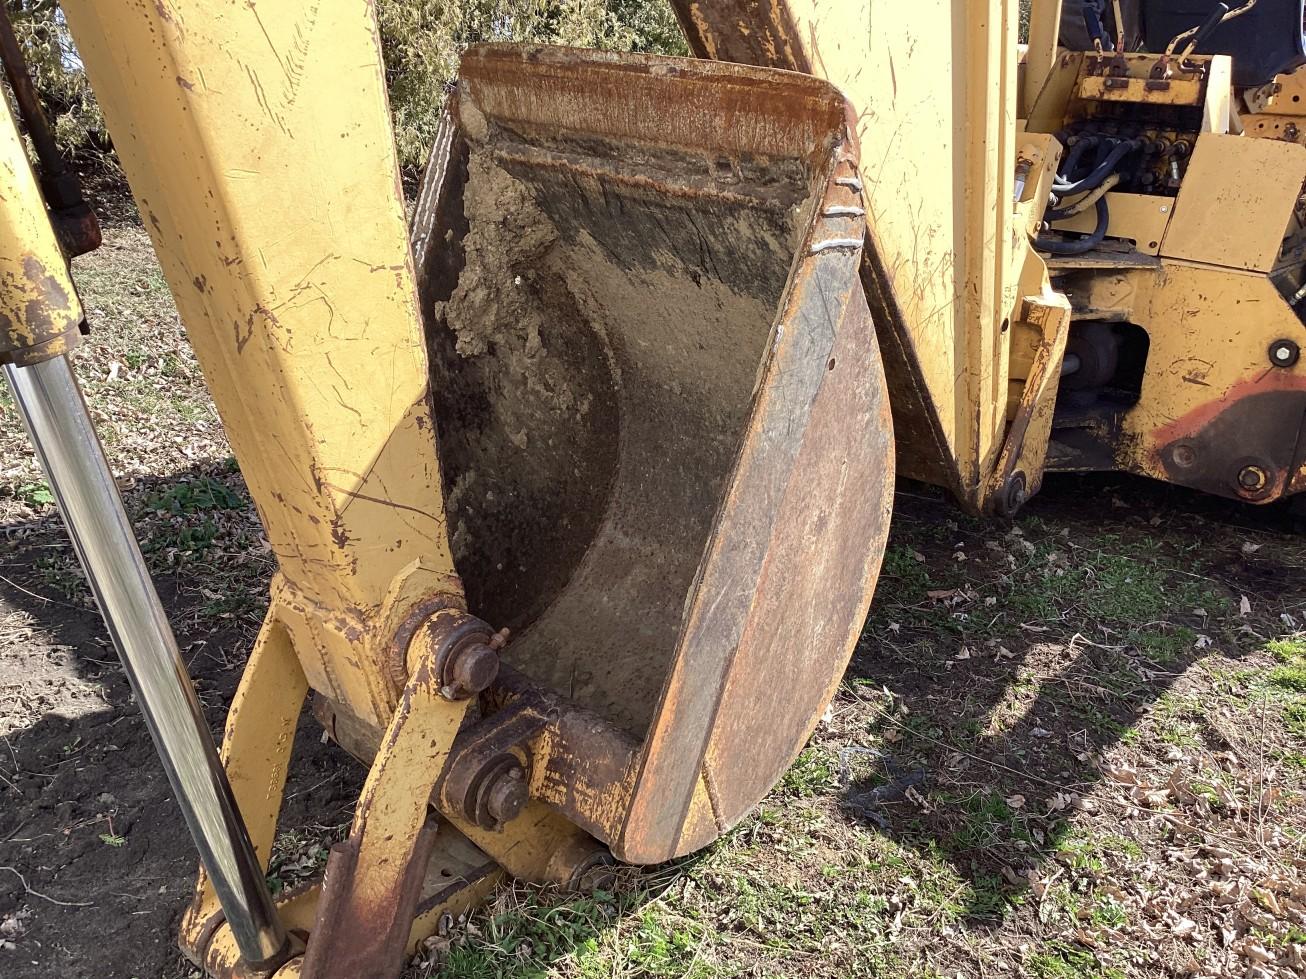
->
{"left": 0, "top": 223, "right": 1303, "bottom": 979}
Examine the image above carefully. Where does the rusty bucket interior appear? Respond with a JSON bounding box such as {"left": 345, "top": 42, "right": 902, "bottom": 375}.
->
{"left": 414, "top": 46, "right": 894, "bottom": 863}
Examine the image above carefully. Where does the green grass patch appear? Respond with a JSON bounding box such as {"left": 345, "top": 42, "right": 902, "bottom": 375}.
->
{"left": 1285, "top": 703, "right": 1306, "bottom": 740}
{"left": 1028, "top": 941, "right": 1125, "bottom": 979}
{"left": 1055, "top": 829, "right": 1142, "bottom": 871}
{"left": 946, "top": 790, "right": 1026, "bottom": 851}
{"left": 1269, "top": 666, "right": 1306, "bottom": 693}
{"left": 869, "top": 522, "right": 1227, "bottom": 654}
{"left": 1090, "top": 896, "right": 1128, "bottom": 928}
{"left": 145, "top": 476, "right": 244, "bottom": 514}
{"left": 1132, "top": 625, "right": 1197, "bottom": 665}
{"left": 440, "top": 890, "right": 644, "bottom": 979}
{"left": 1266, "top": 636, "right": 1306, "bottom": 664}
{"left": 140, "top": 517, "right": 220, "bottom": 556}
{"left": 780, "top": 747, "right": 838, "bottom": 798}
{"left": 14, "top": 479, "right": 54, "bottom": 508}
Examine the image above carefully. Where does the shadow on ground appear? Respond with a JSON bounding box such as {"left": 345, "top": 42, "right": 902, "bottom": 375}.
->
{"left": 0, "top": 461, "right": 1302, "bottom": 977}
{"left": 0, "top": 460, "right": 368, "bottom": 978}
{"left": 838, "top": 470, "right": 1304, "bottom": 924}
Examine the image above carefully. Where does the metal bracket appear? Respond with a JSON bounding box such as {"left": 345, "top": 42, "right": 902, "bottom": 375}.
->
{"left": 298, "top": 612, "right": 494, "bottom": 979}
{"left": 985, "top": 289, "right": 1074, "bottom": 517}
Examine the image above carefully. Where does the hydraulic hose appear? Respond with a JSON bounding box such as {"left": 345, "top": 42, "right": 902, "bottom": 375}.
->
{"left": 1035, "top": 197, "right": 1110, "bottom": 256}
{"left": 1053, "top": 139, "right": 1140, "bottom": 196}
{"left": 1056, "top": 136, "right": 1099, "bottom": 186}
{"left": 1046, "top": 173, "right": 1121, "bottom": 221}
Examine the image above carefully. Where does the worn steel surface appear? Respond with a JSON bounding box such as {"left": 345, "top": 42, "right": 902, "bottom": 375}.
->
{"left": 410, "top": 45, "right": 894, "bottom": 863}
{"left": 177, "top": 618, "right": 306, "bottom": 968}
{"left": 314, "top": 689, "right": 620, "bottom": 888}
{"left": 194, "top": 827, "right": 500, "bottom": 979}
{"left": 1021, "top": 0, "right": 1065, "bottom": 117}
{"left": 1162, "top": 134, "right": 1306, "bottom": 271}
{"left": 1049, "top": 258, "right": 1306, "bottom": 504}
{"left": 299, "top": 617, "right": 479, "bottom": 979}
{"left": 57, "top": 2, "right": 487, "bottom": 974}
{"left": 1051, "top": 49, "right": 1232, "bottom": 134}
{"left": 1052, "top": 193, "right": 1175, "bottom": 256}
{"left": 62, "top": 0, "right": 465, "bottom": 735}
{"left": 1027, "top": 30, "right": 1306, "bottom": 506}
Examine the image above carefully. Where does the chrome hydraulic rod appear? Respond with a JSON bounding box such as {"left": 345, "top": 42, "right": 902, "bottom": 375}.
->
{"left": 3, "top": 355, "right": 288, "bottom": 967}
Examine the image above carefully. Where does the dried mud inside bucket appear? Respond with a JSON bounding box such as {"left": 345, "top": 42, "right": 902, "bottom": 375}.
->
{"left": 426, "top": 139, "right": 807, "bottom": 738}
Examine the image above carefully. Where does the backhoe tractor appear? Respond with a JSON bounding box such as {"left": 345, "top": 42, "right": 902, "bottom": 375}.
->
{"left": 674, "top": 0, "right": 1306, "bottom": 513}
{"left": 0, "top": 2, "right": 1300, "bottom": 977}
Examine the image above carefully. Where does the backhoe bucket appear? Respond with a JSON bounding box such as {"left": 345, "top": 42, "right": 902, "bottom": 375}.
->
{"left": 414, "top": 46, "right": 894, "bottom": 863}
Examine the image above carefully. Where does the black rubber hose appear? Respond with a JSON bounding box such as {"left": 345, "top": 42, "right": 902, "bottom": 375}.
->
{"left": 1189, "top": 3, "right": 1230, "bottom": 53}
{"left": 1048, "top": 137, "right": 1102, "bottom": 209}
{"left": 1053, "top": 139, "right": 1139, "bottom": 196}
{"left": 1045, "top": 173, "right": 1117, "bottom": 222}
{"left": 1052, "top": 138, "right": 1114, "bottom": 196}
{"left": 1056, "top": 137, "right": 1099, "bottom": 184}
{"left": 1035, "top": 197, "right": 1110, "bottom": 256}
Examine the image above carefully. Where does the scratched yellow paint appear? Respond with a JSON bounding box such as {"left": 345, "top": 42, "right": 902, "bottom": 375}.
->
{"left": 677, "top": 0, "right": 1046, "bottom": 510}
{"left": 61, "top": 0, "right": 463, "bottom": 730}
{"left": 0, "top": 92, "right": 83, "bottom": 366}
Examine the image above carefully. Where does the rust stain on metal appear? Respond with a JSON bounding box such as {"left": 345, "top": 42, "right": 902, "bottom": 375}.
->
{"left": 1154, "top": 375, "right": 1306, "bottom": 502}
{"left": 0, "top": 254, "right": 83, "bottom": 367}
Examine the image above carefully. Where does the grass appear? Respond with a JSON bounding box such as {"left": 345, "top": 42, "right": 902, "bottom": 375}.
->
{"left": 3, "top": 223, "right": 1305, "bottom": 979}
{"left": 434, "top": 890, "right": 710, "bottom": 979}
{"left": 1267, "top": 637, "right": 1306, "bottom": 694}
{"left": 780, "top": 747, "right": 839, "bottom": 798}
{"left": 1257, "top": 634, "right": 1306, "bottom": 774}
{"left": 1028, "top": 941, "right": 1125, "bottom": 979}
{"left": 1285, "top": 704, "right": 1306, "bottom": 740}
{"left": 145, "top": 475, "right": 245, "bottom": 515}
{"left": 1270, "top": 666, "right": 1306, "bottom": 693}
{"left": 13, "top": 481, "right": 53, "bottom": 508}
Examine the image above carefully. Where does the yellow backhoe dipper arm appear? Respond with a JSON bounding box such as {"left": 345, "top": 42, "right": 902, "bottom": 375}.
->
{"left": 2, "top": 3, "right": 894, "bottom": 977}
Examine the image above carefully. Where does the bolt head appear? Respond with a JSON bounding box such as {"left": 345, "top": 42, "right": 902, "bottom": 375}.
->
{"left": 1171, "top": 444, "right": 1197, "bottom": 468}
{"left": 446, "top": 641, "right": 499, "bottom": 699}
{"left": 484, "top": 765, "right": 528, "bottom": 825}
{"left": 1269, "top": 339, "right": 1300, "bottom": 368}
{"left": 997, "top": 472, "right": 1028, "bottom": 518}
{"left": 1237, "top": 465, "right": 1268, "bottom": 492}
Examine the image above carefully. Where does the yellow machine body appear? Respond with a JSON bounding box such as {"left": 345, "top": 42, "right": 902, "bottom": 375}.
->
{"left": 0, "top": 1, "right": 1302, "bottom": 977}
{"left": 673, "top": 0, "right": 1306, "bottom": 508}
{"left": 673, "top": 0, "right": 1074, "bottom": 513}
{"left": 48, "top": 3, "right": 892, "bottom": 975}
{"left": 1025, "top": 43, "right": 1306, "bottom": 504}
{"left": 0, "top": 92, "right": 83, "bottom": 367}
